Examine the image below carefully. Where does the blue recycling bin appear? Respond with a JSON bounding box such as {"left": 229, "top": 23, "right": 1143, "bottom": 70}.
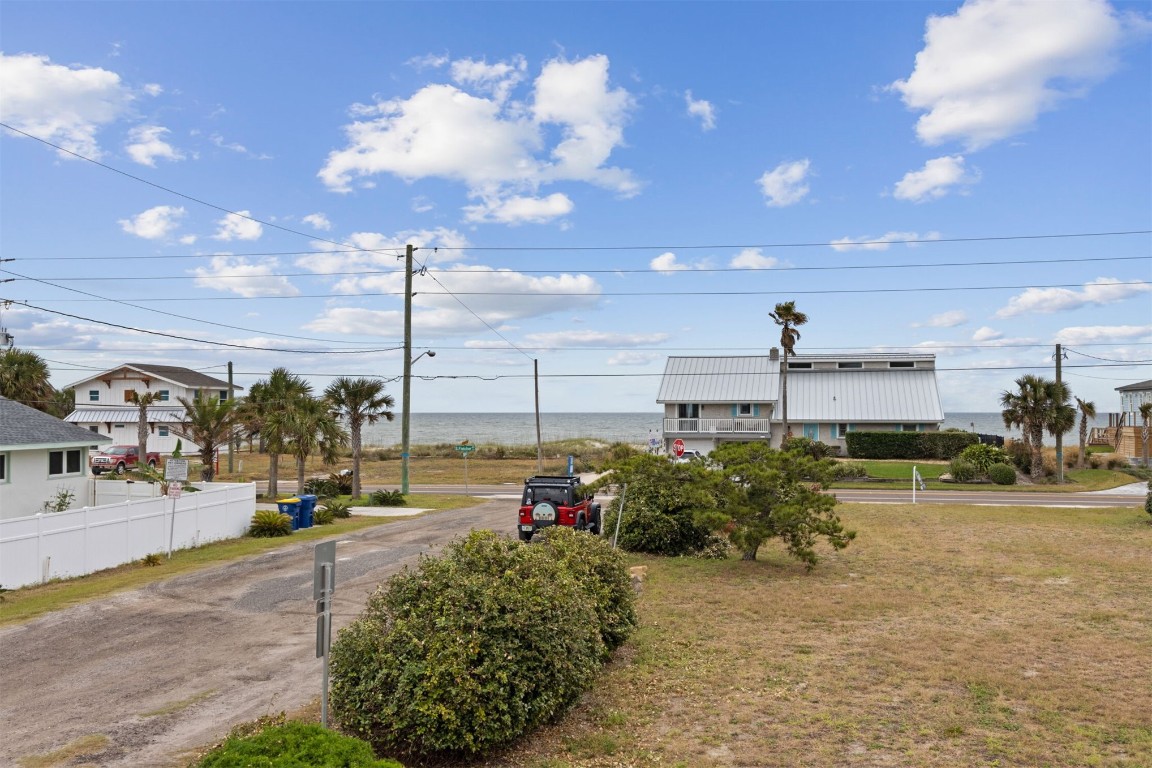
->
{"left": 277, "top": 498, "right": 301, "bottom": 531}
{"left": 298, "top": 494, "right": 318, "bottom": 529}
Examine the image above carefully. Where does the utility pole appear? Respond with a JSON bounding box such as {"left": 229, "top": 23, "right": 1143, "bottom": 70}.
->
{"left": 534, "top": 359, "right": 543, "bottom": 473}
{"left": 401, "top": 244, "right": 414, "bottom": 495}
{"left": 1055, "top": 343, "right": 1063, "bottom": 483}
{"left": 227, "top": 361, "right": 235, "bottom": 474}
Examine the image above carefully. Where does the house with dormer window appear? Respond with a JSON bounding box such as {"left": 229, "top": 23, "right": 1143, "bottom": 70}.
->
{"left": 657, "top": 349, "right": 944, "bottom": 455}
{"left": 63, "top": 364, "right": 242, "bottom": 454}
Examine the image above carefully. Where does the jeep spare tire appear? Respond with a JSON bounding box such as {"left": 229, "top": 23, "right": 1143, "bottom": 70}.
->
{"left": 531, "top": 500, "right": 558, "bottom": 528}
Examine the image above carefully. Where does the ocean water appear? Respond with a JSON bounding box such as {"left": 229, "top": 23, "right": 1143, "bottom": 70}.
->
{"left": 361, "top": 412, "right": 1112, "bottom": 448}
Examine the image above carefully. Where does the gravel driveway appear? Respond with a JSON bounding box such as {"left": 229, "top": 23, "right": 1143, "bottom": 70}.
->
{"left": 0, "top": 500, "right": 510, "bottom": 767}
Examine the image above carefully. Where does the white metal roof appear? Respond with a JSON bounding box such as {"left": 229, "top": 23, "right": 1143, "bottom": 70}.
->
{"left": 64, "top": 406, "right": 188, "bottom": 423}
{"left": 785, "top": 369, "right": 944, "bottom": 422}
{"left": 656, "top": 356, "right": 780, "bottom": 403}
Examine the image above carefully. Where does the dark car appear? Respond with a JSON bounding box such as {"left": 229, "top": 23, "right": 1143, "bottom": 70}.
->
{"left": 517, "top": 475, "right": 601, "bottom": 542}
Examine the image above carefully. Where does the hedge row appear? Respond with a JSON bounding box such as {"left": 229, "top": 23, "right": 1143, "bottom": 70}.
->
{"left": 329, "top": 528, "right": 636, "bottom": 761}
{"left": 845, "top": 430, "right": 978, "bottom": 460}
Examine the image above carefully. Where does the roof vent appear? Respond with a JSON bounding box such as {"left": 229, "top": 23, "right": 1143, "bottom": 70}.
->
{"left": 769, "top": 347, "right": 779, "bottom": 361}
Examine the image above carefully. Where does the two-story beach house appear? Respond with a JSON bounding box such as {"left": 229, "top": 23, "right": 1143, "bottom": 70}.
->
{"left": 63, "top": 364, "right": 241, "bottom": 455}
{"left": 657, "top": 349, "right": 944, "bottom": 456}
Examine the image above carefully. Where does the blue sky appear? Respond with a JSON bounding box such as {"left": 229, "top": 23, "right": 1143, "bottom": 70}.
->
{"left": 1, "top": 0, "right": 1149, "bottom": 414}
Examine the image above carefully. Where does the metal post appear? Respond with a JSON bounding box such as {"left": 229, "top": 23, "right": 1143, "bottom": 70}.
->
{"left": 612, "top": 483, "right": 628, "bottom": 549}
{"left": 227, "top": 361, "right": 235, "bottom": 474}
{"left": 912, "top": 466, "right": 917, "bottom": 504}
{"left": 401, "top": 244, "right": 414, "bottom": 495}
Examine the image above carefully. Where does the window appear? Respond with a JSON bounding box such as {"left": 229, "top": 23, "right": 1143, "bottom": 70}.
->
{"left": 124, "top": 390, "right": 135, "bottom": 403}
{"left": 889, "top": 361, "right": 915, "bottom": 368}
{"left": 677, "top": 404, "right": 700, "bottom": 419}
{"left": 838, "top": 423, "right": 854, "bottom": 436}
{"left": 88, "top": 426, "right": 100, "bottom": 433}
{"left": 738, "top": 403, "right": 753, "bottom": 416}
{"left": 837, "top": 362, "right": 862, "bottom": 369}
{"left": 0, "top": 453, "right": 7, "bottom": 482}
{"left": 787, "top": 362, "right": 812, "bottom": 369}
{"left": 49, "top": 449, "right": 82, "bottom": 477}
{"left": 88, "top": 390, "right": 100, "bottom": 402}
{"left": 114, "top": 424, "right": 125, "bottom": 429}
{"left": 158, "top": 426, "right": 169, "bottom": 437}
{"left": 158, "top": 390, "right": 169, "bottom": 402}
{"left": 901, "top": 424, "right": 922, "bottom": 432}
{"left": 219, "top": 390, "right": 228, "bottom": 401}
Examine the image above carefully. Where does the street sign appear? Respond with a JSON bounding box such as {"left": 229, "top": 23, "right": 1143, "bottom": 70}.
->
{"left": 672, "top": 439, "right": 685, "bottom": 457}
{"left": 313, "top": 541, "right": 336, "bottom": 601}
{"left": 164, "top": 459, "right": 189, "bottom": 481}
{"left": 167, "top": 485, "right": 182, "bottom": 499}
{"left": 455, "top": 444, "right": 475, "bottom": 453}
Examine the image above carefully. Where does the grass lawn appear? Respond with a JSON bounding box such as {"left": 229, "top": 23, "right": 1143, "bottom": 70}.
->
{"left": 486, "top": 503, "right": 1152, "bottom": 768}
{"left": 832, "top": 460, "right": 1140, "bottom": 492}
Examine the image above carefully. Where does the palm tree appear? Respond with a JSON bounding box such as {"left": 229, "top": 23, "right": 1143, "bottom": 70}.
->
{"left": 280, "top": 396, "right": 348, "bottom": 493}
{"left": 126, "top": 390, "right": 164, "bottom": 469}
{"left": 0, "top": 348, "right": 56, "bottom": 413}
{"left": 769, "top": 301, "right": 808, "bottom": 442}
{"left": 47, "top": 387, "right": 77, "bottom": 419}
{"left": 1140, "top": 401, "right": 1152, "bottom": 469}
{"left": 1074, "top": 397, "right": 1096, "bottom": 470}
{"left": 999, "top": 375, "right": 1074, "bottom": 481}
{"left": 172, "top": 395, "right": 239, "bottom": 481}
{"left": 324, "top": 377, "right": 395, "bottom": 499}
{"left": 244, "top": 368, "right": 312, "bottom": 496}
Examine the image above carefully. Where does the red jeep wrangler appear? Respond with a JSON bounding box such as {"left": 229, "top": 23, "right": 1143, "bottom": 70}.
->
{"left": 517, "top": 475, "right": 601, "bottom": 543}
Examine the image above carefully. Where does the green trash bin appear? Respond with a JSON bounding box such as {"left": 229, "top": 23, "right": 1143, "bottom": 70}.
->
{"left": 277, "top": 498, "right": 301, "bottom": 531}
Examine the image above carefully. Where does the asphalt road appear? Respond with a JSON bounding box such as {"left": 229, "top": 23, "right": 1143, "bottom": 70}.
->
{"left": 0, "top": 499, "right": 512, "bottom": 768}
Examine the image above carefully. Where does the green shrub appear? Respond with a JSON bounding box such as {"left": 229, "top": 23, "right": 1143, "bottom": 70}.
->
{"left": 313, "top": 507, "right": 335, "bottom": 525}
{"left": 988, "top": 462, "right": 1017, "bottom": 485}
{"left": 249, "top": 510, "right": 292, "bottom": 537}
{"left": 1145, "top": 479, "right": 1151, "bottom": 519}
{"left": 845, "top": 431, "right": 976, "bottom": 460}
{"left": 368, "top": 489, "right": 407, "bottom": 507}
{"left": 324, "top": 500, "right": 351, "bottom": 519}
{"left": 602, "top": 503, "right": 713, "bottom": 557}
{"left": 830, "top": 461, "right": 867, "bottom": 479}
{"left": 958, "top": 443, "right": 1008, "bottom": 474}
{"left": 195, "top": 721, "right": 401, "bottom": 767}
{"left": 331, "top": 530, "right": 604, "bottom": 760}
{"left": 782, "top": 435, "right": 837, "bottom": 458}
{"left": 948, "top": 458, "right": 978, "bottom": 483}
{"left": 536, "top": 527, "right": 637, "bottom": 652}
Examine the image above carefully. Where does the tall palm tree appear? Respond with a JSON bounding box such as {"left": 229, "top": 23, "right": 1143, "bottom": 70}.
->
{"left": 1074, "top": 397, "right": 1096, "bottom": 470}
{"left": 244, "top": 368, "right": 312, "bottom": 496}
{"left": 324, "top": 377, "right": 395, "bottom": 499}
{"left": 0, "top": 348, "right": 56, "bottom": 413}
{"left": 126, "top": 390, "right": 164, "bottom": 468}
{"left": 999, "top": 374, "right": 1073, "bottom": 481}
{"left": 281, "top": 396, "right": 348, "bottom": 493}
{"left": 172, "top": 395, "right": 239, "bottom": 481}
{"left": 769, "top": 301, "right": 808, "bottom": 442}
{"left": 47, "top": 387, "right": 77, "bottom": 419}
{"left": 1140, "top": 401, "right": 1152, "bottom": 469}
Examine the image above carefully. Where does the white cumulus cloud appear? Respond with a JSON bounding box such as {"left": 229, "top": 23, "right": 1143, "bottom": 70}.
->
{"left": 758, "top": 159, "right": 811, "bottom": 207}
{"left": 521, "top": 330, "right": 670, "bottom": 349}
{"left": 914, "top": 310, "right": 969, "bottom": 328}
{"left": 190, "top": 255, "right": 300, "bottom": 298}
{"left": 729, "top": 248, "right": 780, "bottom": 269}
{"left": 125, "top": 124, "right": 184, "bottom": 166}
{"left": 118, "top": 205, "right": 186, "bottom": 239}
{"left": 972, "top": 326, "right": 1003, "bottom": 341}
{"left": 463, "top": 193, "right": 574, "bottom": 225}
{"left": 0, "top": 52, "right": 134, "bottom": 159}
{"left": 830, "top": 231, "right": 941, "bottom": 251}
{"left": 893, "top": 155, "right": 979, "bottom": 202}
{"left": 213, "top": 211, "right": 264, "bottom": 241}
{"left": 608, "top": 351, "right": 663, "bottom": 366}
{"left": 891, "top": 0, "right": 1139, "bottom": 150}
{"left": 651, "top": 252, "right": 715, "bottom": 274}
{"left": 685, "top": 90, "right": 716, "bottom": 131}
{"left": 1053, "top": 324, "right": 1152, "bottom": 345}
{"left": 302, "top": 213, "right": 332, "bottom": 231}
{"left": 319, "top": 54, "right": 638, "bottom": 220}
{"left": 996, "top": 277, "right": 1152, "bottom": 317}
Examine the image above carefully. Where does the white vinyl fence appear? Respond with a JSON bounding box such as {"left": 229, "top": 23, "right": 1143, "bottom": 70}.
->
{"left": 0, "top": 482, "right": 256, "bottom": 590}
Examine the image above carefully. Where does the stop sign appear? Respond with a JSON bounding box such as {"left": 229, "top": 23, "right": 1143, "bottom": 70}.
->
{"left": 672, "top": 439, "right": 685, "bottom": 457}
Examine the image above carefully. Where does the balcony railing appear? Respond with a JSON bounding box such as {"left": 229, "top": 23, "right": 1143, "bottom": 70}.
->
{"left": 663, "top": 418, "right": 773, "bottom": 435}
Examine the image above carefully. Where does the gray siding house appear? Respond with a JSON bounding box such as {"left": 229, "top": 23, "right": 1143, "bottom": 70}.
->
{"left": 1, "top": 396, "right": 111, "bottom": 520}
{"left": 657, "top": 350, "right": 945, "bottom": 455}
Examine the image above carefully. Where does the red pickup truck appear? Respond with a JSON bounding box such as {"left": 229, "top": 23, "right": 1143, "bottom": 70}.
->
{"left": 90, "top": 445, "right": 161, "bottom": 475}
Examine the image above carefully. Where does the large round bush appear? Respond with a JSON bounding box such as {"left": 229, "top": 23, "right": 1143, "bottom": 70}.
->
{"left": 330, "top": 531, "right": 604, "bottom": 760}
{"left": 988, "top": 463, "right": 1017, "bottom": 485}
{"left": 948, "top": 457, "right": 978, "bottom": 483}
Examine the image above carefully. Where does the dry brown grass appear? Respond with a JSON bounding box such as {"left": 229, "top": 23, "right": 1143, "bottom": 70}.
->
{"left": 483, "top": 503, "right": 1152, "bottom": 768}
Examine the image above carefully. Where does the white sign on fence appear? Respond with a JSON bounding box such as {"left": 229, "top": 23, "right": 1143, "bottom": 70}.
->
{"left": 165, "top": 459, "right": 189, "bottom": 481}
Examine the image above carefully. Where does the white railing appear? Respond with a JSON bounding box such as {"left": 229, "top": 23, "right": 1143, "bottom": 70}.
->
{"left": 663, "top": 418, "right": 773, "bottom": 435}
{"left": 0, "top": 482, "right": 256, "bottom": 590}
